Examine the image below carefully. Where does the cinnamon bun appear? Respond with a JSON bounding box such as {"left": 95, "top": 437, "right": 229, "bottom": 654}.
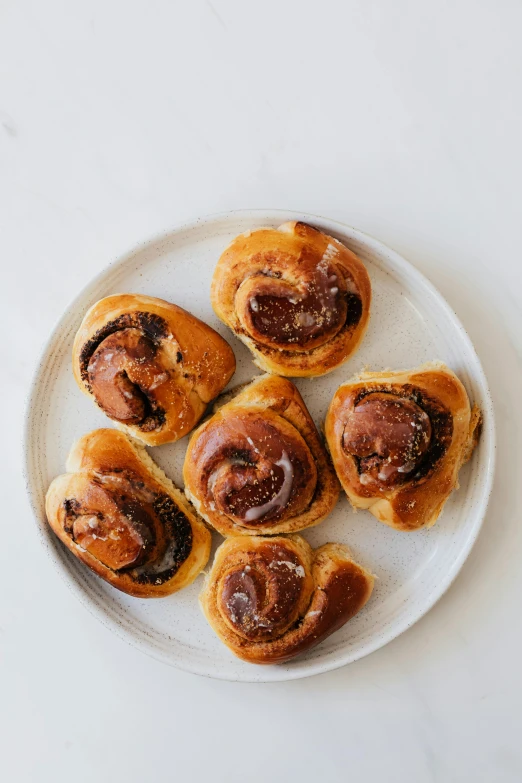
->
{"left": 325, "top": 362, "right": 482, "bottom": 531}
{"left": 201, "top": 535, "right": 374, "bottom": 664}
{"left": 211, "top": 222, "right": 371, "bottom": 376}
{"left": 46, "top": 429, "right": 211, "bottom": 597}
{"left": 73, "top": 294, "right": 236, "bottom": 446}
{"left": 183, "top": 374, "right": 339, "bottom": 535}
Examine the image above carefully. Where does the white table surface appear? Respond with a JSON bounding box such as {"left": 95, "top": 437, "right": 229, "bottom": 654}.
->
{"left": 2, "top": 1, "right": 522, "bottom": 780}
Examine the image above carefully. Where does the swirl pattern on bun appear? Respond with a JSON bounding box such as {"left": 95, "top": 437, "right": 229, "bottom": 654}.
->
{"left": 183, "top": 375, "right": 339, "bottom": 536}
{"left": 325, "top": 362, "right": 482, "bottom": 531}
{"left": 45, "top": 429, "right": 211, "bottom": 597}
{"left": 200, "top": 535, "right": 374, "bottom": 664}
{"left": 73, "top": 294, "right": 236, "bottom": 446}
{"left": 211, "top": 222, "right": 371, "bottom": 377}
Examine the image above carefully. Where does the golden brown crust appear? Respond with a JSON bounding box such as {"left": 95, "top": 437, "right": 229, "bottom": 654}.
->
{"left": 325, "top": 362, "right": 482, "bottom": 531}
{"left": 183, "top": 375, "right": 340, "bottom": 536}
{"left": 72, "top": 294, "right": 236, "bottom": 446}
{"left": 45, "top": 429, "right": 211, "bottom": 597}
{"left": 200, "top": 535, "right": 374, "bottom": 664}
{"left": 211, "top": 222, "right": 371, "bottom": 377}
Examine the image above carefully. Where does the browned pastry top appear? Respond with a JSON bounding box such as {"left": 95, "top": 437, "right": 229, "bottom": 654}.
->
{"left": 183, "top": 374, "right": 340, "bottom": 536}
{"left": 86, "top": 328, "right": 169, "bottom": 428}
{"left": 211, "top": 222, "right": 371, "bottom": 377}
{"left": 200, "top": 535, "right": 374, "bottom": 664}
{"left": 343, "top": 393, "right": 432, "bottom": 486}
{"left": 189, "top": 408, "right": 317, "bottom": 529}
{"left": 339, "top": 384, "right": 453, "bottom": 495}
{"left": 236, "top": 235, "right": 356, "bottom": 351}
{"left": 46, "top": 429, "right": 211, "bottom": 597}
{"left": 218, "top": 541, "right": 310, "bottom": 642}
{"left": 61, "top": 471, "right": 193, "bottom": 587}
{"left": 325, "top": 363, "right": 481, "bottom": 530}
{"left": 73, "top": 295, "right": 236, "bottom": 446}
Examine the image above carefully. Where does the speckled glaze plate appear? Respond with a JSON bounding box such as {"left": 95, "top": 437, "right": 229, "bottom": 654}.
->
{"left": 24, "top": 210, "right": 495, "bottom": 682}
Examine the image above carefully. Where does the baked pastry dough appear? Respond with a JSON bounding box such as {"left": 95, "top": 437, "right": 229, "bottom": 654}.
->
{"left": 325, "top": 362, "right": 482, "bottom": 531}
{"left": 46, "top": 429, "right": 211, "bottom": 597}
{"left": 211, "top": 221, "right": 371, "bottom": 376}
{"left": 183, "top": 374, "right": 339, "bottom": 536}
{"left": 72, "top": 294, "right": 236, "bottom": 446}
{"left": 200, "top": 535, "right": 374, "bottom": 664}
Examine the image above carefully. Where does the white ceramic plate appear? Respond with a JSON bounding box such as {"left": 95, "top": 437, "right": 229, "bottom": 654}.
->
{"left": 24, "top": 210, "right": 495, "bottom": 682}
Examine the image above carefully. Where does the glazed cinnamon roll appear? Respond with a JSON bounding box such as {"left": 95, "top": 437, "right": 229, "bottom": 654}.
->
{"left": 183, "top": 375, "right": 340, "bottom": 536}
{"left": 325, "top": 362, "right": 482, "bottom": 531}
{"left": 211, "top": 222, "right": 371, "bottom": 377}
{"left": 73, "top": 294, "right": 236, "bottom": 446}
{"left": 45, "top": 429, "right": 211, "bottom": 597}
{"left": 200, "top": 535, "right": 374, "bottom": 664}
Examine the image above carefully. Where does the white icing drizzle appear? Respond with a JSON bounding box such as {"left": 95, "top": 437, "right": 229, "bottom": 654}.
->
{"left": 246, "top": 436, "right": 260, "bottom": 454}
{"left": 230, "top": 592, "right": 249, "bottom": 603}
{"left": 321, "top": 243, "right": 339, "bottom": 264}
{"left": 76, "top": 516, "right": 108, "bottom": 548}
{"left": 250, "top": 297, "right": 259, "bottom": 312}
{"left": 270, "top": 559, "right": 305, "bottom": 578}
{"left": 377, "top": 464, "right": 397, "bottom": 481}
{"left": 297, "top": 312, "right": 316, "bottom": 327}
{"left": 253, "top": 617, "right": 272, "bottom": 628}
{"left": 344, "top": 276, "right": 359, "bottom": 295}
{"left": 359, "top": 473, "right": 375, "bottom": 485}
{"left": 108, "top": 529, "right": 121, "bottom": 540}
{"left": 148, "top": 371, "right": 169, "bottom": 390}
{"left": 207, "top": 468, "right": 221, "bottom": 495}
{"left": 226, "top": 591, "right": 250, "bottom": 623}
{"left": 208, "top": 458, "right": 247, "bottom": 496}
{"left": 134, "top": 536, "right": 179, "bottom": 578}
{"left": 243, "top": 451, "right": 294, "bottom": 522}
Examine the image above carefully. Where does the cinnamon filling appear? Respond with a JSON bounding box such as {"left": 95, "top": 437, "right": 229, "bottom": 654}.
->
{"left": 79, "top": 311, "right": 168, "bottom": 381}
{"left": 72, "top": 499, "right": 155, "bottom": 570}
{"left": 236, "top": 240, "right": 363, "bottom": 350}
{"left": 200, "top": 413, "right": 317, "bottom": 527}
{"left": 79, "top": 312, "right": 170, "bottom": 432}
{"left": 87, "top": 328, "right": 167, "bottom": 430}
{"left": 219, "top": 544, "right": 306, "bottom": 640}
{"left": 249, "top": 286, "right": 347, "bottom": 346}
{"left": 64, "top": 473, "right": 192, "bottom": 585}
{"left": 343, "top": 393, "right": 432, "bottom": 487}
{"left": 222, "top": 460, "right": 288, "bottom": 522}
{"left": 249, "top": 289, "right": 364, "bottom": 346}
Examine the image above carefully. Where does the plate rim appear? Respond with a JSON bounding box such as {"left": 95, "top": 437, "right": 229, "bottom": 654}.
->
{"left": 23, "top": 208, "right": 496, "bottom": 682}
